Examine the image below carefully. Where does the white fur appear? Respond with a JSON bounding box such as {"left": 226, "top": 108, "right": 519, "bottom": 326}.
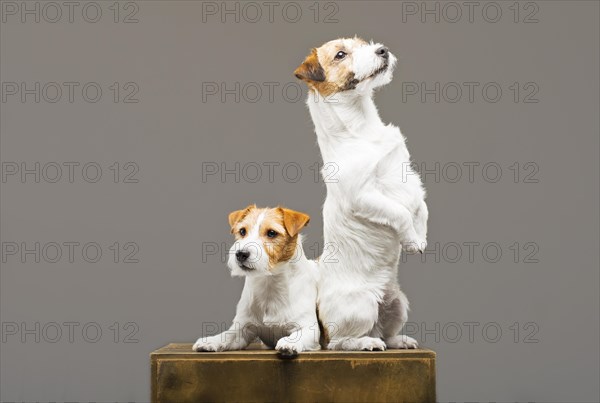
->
{"left": 306, "top": 40, "right": 428, "bottom": 350}
{"left": 193, "top": 233, "right": 321, "bottom": 356}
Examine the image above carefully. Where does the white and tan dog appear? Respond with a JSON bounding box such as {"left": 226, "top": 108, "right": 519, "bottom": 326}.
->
{"left": 295, "top": 38, "right": 428, "bottom": 350}
{"left": 193, "top": 205, "right": 321, "bottom": 356}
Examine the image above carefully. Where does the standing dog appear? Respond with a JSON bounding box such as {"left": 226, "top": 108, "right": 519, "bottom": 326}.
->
{"left": 193, "top": 205, "right": 320, "bottom": 356}
{"left": 295, "top": 38, "right": 428, "bottom": 350}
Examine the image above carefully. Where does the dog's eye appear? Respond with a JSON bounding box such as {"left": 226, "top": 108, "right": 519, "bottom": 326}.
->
{"left": 334, "top": 51, "right": 347, "bottom": 60}
{"left": 239, "top": 228, "right": 247, "bottom": 236}
{"left": 266, "top": 230, "right": 278, "bottom": 238}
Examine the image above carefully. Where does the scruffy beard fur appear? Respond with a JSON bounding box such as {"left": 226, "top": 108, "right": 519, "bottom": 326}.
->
{"left": 193, "top": 205, "right": 321, "bottom": 356}
{"left": 295, "top": 37, "right": 428, "bottom": 351}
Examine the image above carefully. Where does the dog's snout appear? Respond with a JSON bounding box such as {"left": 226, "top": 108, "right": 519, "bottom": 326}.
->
{"left": 236, "top": 250, "right": 250, "bottom": 263}
{"left": 375, "top": 46, "right": 389, "bottom": 59}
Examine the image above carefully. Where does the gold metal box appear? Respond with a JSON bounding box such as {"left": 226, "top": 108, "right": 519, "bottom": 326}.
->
{"left": 151, "top": 343, "right": 436, "bottom": 402}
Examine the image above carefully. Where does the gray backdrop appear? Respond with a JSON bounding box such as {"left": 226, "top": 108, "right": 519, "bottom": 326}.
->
{"left": 1, "top": 1, "right": 598, "bottom": 401}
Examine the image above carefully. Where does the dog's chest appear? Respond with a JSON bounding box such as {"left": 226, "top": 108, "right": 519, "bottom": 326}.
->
{"left": 323, "top": 136, "right": 408, "bottom": 183}
{"left": 252, "top": 300, "right": 296, "bottom": 347}
{"left": 250, "top": 289, "right": 293, "bottom": 323}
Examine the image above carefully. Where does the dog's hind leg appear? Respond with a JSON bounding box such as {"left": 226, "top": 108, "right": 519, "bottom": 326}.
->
{"left": 320, "top": 289, "right": 385, "bottom": 351}
{"left": 385, "top": 334, "right": 419, "bottom": 349}
{"left": 328, "top": 336, "right": 387, "bottom": 351}
{"left": 375, "top": 286, "right": 418, "bottom": 349}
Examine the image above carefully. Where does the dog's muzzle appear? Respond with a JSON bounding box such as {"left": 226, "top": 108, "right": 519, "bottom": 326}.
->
{"left": 236, "top": 250, "right": 255, "bottom": 271}
{"left": 375, "top": 46, "right": 389, "bottom": 60}
{"left": 362, "top": 47, "right": 390, "bottom": 81}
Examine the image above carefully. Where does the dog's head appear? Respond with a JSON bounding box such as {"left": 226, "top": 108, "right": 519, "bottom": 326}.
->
{"left": 294, "top": 37, "right": 396, "bottom": 97}
{"left": 227, "top": 205, "right": 310, "bottom": 277}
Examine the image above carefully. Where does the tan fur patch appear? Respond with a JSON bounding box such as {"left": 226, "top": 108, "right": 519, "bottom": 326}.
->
{"left": 228, "top": 204, "right": 256, "bottom": 232}
{"left": 229, "top": 206, "right": 310, "bottom": 270}
{"left": 294, "top": 49, "right": 325, "bottom": 83}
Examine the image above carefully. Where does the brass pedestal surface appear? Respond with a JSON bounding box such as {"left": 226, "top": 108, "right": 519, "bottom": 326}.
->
{"left": 151, "top": 343, "right": 436, "bottom": 402}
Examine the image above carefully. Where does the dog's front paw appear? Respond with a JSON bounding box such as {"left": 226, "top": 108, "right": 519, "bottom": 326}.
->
{"left": 402, "top": 238, "right": 426, "bottom": 254}
{"left": 351, "top": 206, "right": 396, "bottom": 230}
{"left": 275, "top": 339, "right": 304, "bottom": 357}
{"left": 193, "top": 337, "right": 227, "bottom": 352}
{"left": 358, "top": 337, "right": 387, "bottom": 351}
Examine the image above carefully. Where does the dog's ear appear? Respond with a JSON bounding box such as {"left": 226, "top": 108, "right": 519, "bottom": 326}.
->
{"left": 279, "top": 207, "right": 310, "bottom": 237}
{"left": 228, "top": 204, "right": 255, "bottom": 232}
{"left": 294, "top": 49, "right": 325, "bottom": 83}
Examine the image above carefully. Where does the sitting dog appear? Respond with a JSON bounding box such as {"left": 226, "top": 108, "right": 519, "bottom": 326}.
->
{"left": 294, "top": 37, "right": 428, "bottom": 350}
{"left": 193, "top": 205, "right": 320, "bottom": 356}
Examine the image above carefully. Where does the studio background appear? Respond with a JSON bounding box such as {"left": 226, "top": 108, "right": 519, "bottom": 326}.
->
{"left": 1, "top": 1, "right": 598, "bottom": 401}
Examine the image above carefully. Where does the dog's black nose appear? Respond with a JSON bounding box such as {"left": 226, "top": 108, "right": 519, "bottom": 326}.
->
{"left": 236, "top": 250, "right": 250, "bottom": 263}
{"left": 375, "top": 46, "right": 389, "bottom": 59}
